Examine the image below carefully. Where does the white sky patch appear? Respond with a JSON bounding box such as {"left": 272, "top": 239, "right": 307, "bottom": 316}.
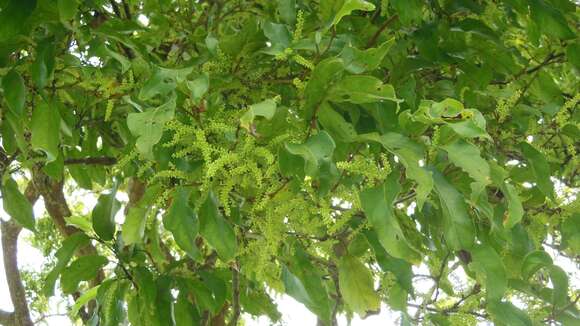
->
{"left": 137, "top": 14, "right": 150, "bottom": 27}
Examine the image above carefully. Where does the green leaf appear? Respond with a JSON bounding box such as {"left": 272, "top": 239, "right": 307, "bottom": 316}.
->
{"left": 0, "top": 0, "right": 37, "bottom": 42}
{"left": 332, "top": 0, "right": 375, "bottom": 27}
{"left": 521, "top": 250, "right": 553, "bottom": 279}
{"left": 127, "top": 97, "right": 176, "bottom": 159}
{"left": 139, "top": 66, "right": 193, "bottom": 100}
{"left": 529, "top": 0, "right": 574, "bottom": 39}
{"left": 70, "top": 285, "right": 99, "bottom": 317}
{"left": 95, "top": 43, "right": 131, "bottom": 73}
{"left": 122, "top": 206, "right": 149, "bottom": 246}
{"left": 341, "top": 38, "right": 395, "bottom": 74}
{"left": 387, "top": 283, "right": 407, "bottom": 311}
{"left": 277, "top": 0, "right": 296, "bottom": 24}
{"left": 488, "top": 300, "right": 532, "bottom": 326}
{"left": 31, "top": 100, "right": 61, "bottom": 162}
{"left": 30, "top": 40, "right": 55, "bottom": 89}
{"left": 359, "top": 174, "right": 422, "bottom": 264}
{"left": 338, "top": 255, "right": 380, "bottom": 315}
{"left": 58, "top": 0, "right": 78, "bottom": 23}
{"left": 318, "top": 102, "right": 358, "bottom": 142}
{"left": 364, "top": 229, "right": 413, "bottom": 292}
{"left": 97, "top": 280, "right": 128, "bottom": 326}
{"left": 174, "top": 289, "right": 200, "bottom": 326}
{"left": 1, "top": 69, "right": 26, "bottom": 116}
{"left": 360, "top": 132, "right": 433, "bottom": 208}
{"left": 441, "top": 139, "right": 490, "bottom": 198}
{"left": 502, "top": 183, "right": 524, "bottom": 229}
{"left": 431, "top": 169, "right": 475, "bottom": 250}
{"left": 44, "top": 233, "right": 90, "bottom": 296}
{"left": 285, "top": 131, "right": 339, "bottom": 194}
{"left": 303, "top": 58, "right": 344, "bottom": 121}
{"left": 329, "top": 75, "right": 400, "bottom": 104}
{"left": 470, "top": 244, "right": 507, "bottom": 300}
{"left": 186, "top": 73, "right": 209, "bottom": 103}
{"left": 263, "top": 22, "right": 291, "bottom": 48}
{"left": 2, "top": 178, "right": 35, "bottom": 231}
{"left": 282, "top": 247, "right": 332, "bottom": 321}
{"left": 391, "top": 0, "right": 423, "bottom": 25}
{"left": 198, "top": 192, "right": 237, "bottom": 262}
{"left": 561, "top": 213, "right": 580, "bottom": 253}
{"left": 92, "top": 190, "right": 121, "bottom": 241}
{"left": 282, "top": 266, "right": 319, "bottom": 314}
{"left": 61, "top": 255, "right": 108, "bottom": 294}
{"left": 567, "top": 43, "right": 580, "bottom": 70}
{"left": 122, "top": 184, "right": 161, "bottom": 245}
{"left": 519, "top": 142, "right": 554, "bottom": 201}
{"left": 240, "top": 98, "right": 277, "bottom": 131}
{"left": 548, "top": 265, "right": 569, "bottom": 308}
{"left": 64, "top": 216, "right": 93, "bottom": 234}
{"left": 163, "top": 187, "right": 200, "bottom": 260}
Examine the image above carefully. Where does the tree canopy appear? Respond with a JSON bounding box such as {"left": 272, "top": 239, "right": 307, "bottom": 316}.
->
{"left": 0, "top": 0, "right": 579, "bottom": 325}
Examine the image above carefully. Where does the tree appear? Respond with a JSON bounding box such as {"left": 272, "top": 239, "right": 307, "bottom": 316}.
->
{"left": 0, "top": 0, "right": 578, "bottom": 325}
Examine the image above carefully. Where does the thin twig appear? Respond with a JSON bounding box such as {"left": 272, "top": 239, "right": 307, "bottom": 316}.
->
{"left": 366, "top": 15, "right": 398, "bottom": 48}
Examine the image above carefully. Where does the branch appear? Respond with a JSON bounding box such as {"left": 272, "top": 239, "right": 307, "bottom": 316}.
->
{"left": 0, "top": 309, "right": 14, "bottom": 325}
{"left": 1, "top": 220, "right": 34, "bottom": 326}
{"left": 64, "top": 157, "right": 117, "bottom": 166}
{"left": 228, "top": 261, "right": 240, "bottom": 326}
{"left": 366, "top": 15, "right": 398, "bottom": 48}
{"left": 491, "top": 52, "right": 565, "bottom": 85}
{"left": 121, "top": 0, "right": 132, "bottom": 19}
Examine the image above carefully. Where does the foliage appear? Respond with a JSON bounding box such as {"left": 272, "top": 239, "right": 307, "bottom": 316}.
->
{"left": 0, "top": 0, "right": 579, "bottom": 325}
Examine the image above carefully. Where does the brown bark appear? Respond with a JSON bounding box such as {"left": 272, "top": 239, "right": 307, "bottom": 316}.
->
{"left": 0, "top": 182, "right": 39, "bottom": 326}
